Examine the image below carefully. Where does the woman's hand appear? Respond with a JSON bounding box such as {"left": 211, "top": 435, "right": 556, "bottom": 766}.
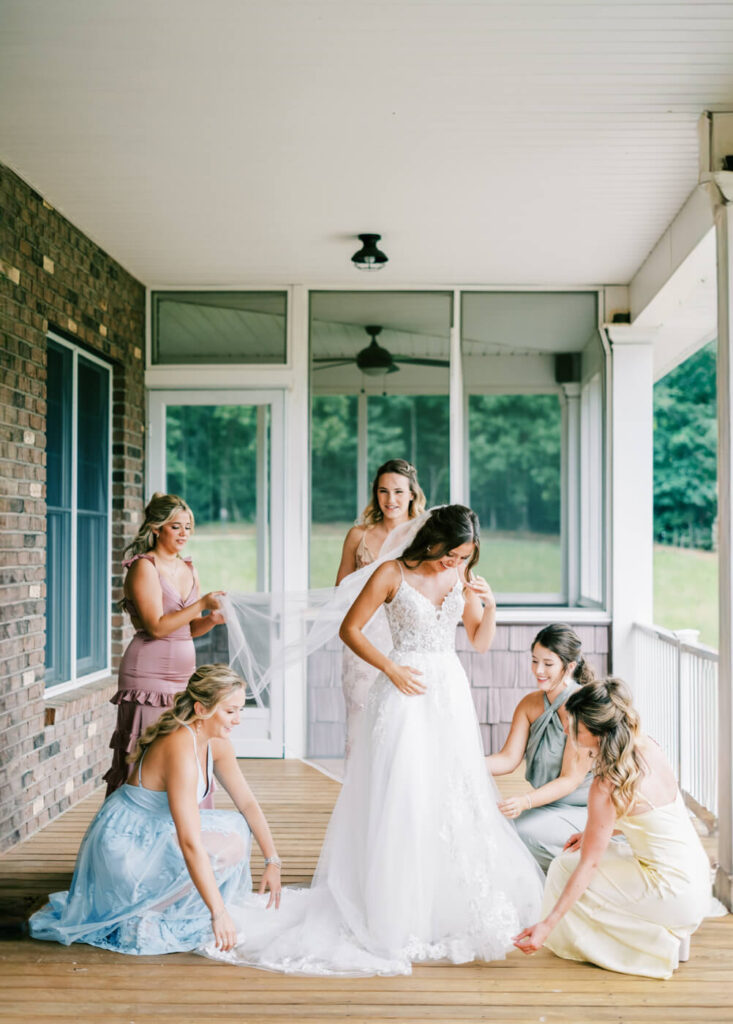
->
{"left": 513, "top": 920, "right": 553, "bottom": 954}
{"left": 498, "top": 793, "right": 532, "bottom": 819}
{"left": 464, "top": 575, "right": 496, "bottom": 608}
{"left": 387, "top": 663, "right": 425, "bottom": 696}
{"left": 211, "top": 906, "right": 238, "bottom": 951}
{"left": 201, "top": 590, "right": 225, "bottom": 611}
{"left": 563, "top": 831, "right": 584, "bottom": 853}
{"left": 259, "top": 863, "right": 282, "bottom": 909}
{"left": 206, "top": 608, "right": 226, "bottom": 627}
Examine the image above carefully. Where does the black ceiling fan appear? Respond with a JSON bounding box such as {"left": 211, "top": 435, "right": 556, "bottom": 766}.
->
{"left": 313, "top": 325, "right": 449, "bottom": 376}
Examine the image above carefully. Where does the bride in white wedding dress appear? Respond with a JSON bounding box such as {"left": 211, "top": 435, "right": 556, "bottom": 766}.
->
{"left": 204, "top": 505, "right": 544, "bottom": 975}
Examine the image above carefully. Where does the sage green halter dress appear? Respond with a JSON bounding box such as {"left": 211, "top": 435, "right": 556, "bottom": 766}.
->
{"left": 516, "top": 682, "right": 591, "bottom": 872}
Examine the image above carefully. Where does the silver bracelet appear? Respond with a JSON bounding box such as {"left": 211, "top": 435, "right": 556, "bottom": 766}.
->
{"left": 264, "top": 855, "right": 282, "bottom": 868}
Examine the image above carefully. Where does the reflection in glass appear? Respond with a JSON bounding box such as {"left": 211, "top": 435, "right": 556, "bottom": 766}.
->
{"left": 152, "top": 291, "right": 287, "bottom": 365}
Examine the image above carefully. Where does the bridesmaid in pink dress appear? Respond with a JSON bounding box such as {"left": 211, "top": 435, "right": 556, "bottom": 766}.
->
{"left": 335, "top": 460, "right": 426, "bottom": 758}
{"left": 104, "top": 493, "right": 224, "bottom": 799}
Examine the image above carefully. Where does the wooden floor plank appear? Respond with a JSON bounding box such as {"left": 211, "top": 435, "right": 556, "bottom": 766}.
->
{"left": 0, "top": 759, "right": 731, "bottom": 1024}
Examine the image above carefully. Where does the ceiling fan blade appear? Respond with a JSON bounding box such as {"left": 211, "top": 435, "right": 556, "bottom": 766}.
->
{"left": 312, "top": 359, "right": 355, "bottom": 370}
{"left": 393, "top": 356, "right": 450, "bottom": 367}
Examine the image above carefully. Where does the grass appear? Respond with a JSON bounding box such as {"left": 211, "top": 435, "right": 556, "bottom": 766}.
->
{"left": 186, "top": 524, "right": 719, "bottom": 650}
{"left": 654, "top": 543, "right": 718, "bottom": 648}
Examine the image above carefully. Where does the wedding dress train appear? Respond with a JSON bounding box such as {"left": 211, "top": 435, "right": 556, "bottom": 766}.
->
{"left": 203, "top": 568, "right": 544, "bottom": 975}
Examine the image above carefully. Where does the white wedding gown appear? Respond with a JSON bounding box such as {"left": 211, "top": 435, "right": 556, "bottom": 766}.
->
{"left": 203, "top": 569, "right": 544, "bottom": 975}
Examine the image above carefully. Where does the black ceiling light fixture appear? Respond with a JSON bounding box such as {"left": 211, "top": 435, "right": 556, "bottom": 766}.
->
{"left": 313, "top": 325, "right": 450, "bottom": 376}
{"left": 351, "top": 233, "right": 388, "bottom": 271}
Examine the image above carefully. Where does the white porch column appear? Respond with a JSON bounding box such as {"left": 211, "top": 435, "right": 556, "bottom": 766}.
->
{"left": 605, "top": 325, "right": 656, "bottom": 684}
{"left": 561, "top": 383, "right": 581, "bottom": 606}
{"left": 713, "top": 198, "right": 733, "bottom": 908}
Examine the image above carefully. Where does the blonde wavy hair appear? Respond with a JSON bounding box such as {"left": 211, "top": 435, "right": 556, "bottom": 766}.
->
{"left": 124, "top": 492, "right": 195, "bottom": 558}
{"left": 565, "top": 678, "right": 644, "bottom": 816}
{"left": 127, "top": 664, "right": 244, "bottom": 767}
{"left": 360, "top": 459, "right": 426, "bottom": 527}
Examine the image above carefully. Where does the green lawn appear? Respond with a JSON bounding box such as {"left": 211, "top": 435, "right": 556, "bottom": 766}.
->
{"left": 187, "top": 524, "right": 719, "bottom": 650}
{"left": 654, "top": 544, "right": 718, "bottom": 648}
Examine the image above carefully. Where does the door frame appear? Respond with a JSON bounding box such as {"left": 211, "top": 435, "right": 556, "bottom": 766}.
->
{"left": 147, "top": 388, "right": 286, "bottom": 756}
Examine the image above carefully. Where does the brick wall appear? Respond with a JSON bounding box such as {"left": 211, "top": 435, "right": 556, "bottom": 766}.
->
{"left": 0, "top": 162, "right": 146, "bottom": 851}
{"left": 307, "top": 621, "right": 610, "bottom": 758}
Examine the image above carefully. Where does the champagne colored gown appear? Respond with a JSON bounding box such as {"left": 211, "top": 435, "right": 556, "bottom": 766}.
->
{"left": 543, "top": 790, "right": 711, "bottom": 979}
{"left": 341, "top": 531, "right": 392, "bottom": 758}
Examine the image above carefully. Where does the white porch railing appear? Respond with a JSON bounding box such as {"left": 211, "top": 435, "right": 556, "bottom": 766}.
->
{"left": 632, "top": 623, "right": 718, "bottom": 819}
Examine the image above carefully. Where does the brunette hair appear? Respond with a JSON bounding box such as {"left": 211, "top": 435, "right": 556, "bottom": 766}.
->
{"left": 127, "top": 664, "right": 244, "bottom": 767}
{"left": 565, "top": 678, "right": 644, "bottom": 815}
{"left": 532, "top": 623, "right": 595, "bottom": 686}
{"left": 360, "top": 459, "right": 426, "bottom": 526}
{"left": 124, "top": 492, "right": 195, "bottom": 558}
{"left": 400, "top": 504, "right": 480, "bottom": 576}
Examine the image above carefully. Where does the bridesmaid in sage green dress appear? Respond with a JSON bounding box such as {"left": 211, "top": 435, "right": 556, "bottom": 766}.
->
{"left": 486, "top": 623, "right": 596, "bottom": 871}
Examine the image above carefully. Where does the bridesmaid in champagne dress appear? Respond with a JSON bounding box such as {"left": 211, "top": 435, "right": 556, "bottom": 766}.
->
{"left": 513, "top": 679, "right": 712, "bottom": 979}
{"left": 335, "top": 460, "right": 425, "bottom": 758}
{"left": 104, "top": 494, "right": 225, "bottom": 799}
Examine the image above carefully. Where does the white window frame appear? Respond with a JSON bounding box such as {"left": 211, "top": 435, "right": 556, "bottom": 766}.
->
{"left": 580, "top": 370, "right": 605, "bottom": 606}
{"left": 45, "top": 332, "right": 113, "bottom": 697}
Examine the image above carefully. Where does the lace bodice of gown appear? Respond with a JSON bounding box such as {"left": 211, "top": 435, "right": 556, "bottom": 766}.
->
{"left": 385, "top": 574, "right": 464, "bottom": 653}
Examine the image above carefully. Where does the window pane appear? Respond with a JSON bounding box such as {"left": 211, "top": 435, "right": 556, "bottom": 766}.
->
{"left": 46, "top": 509, "right": 71, "bottom": 684}
{"left": 77, "top": 357, "right": 109, "bottom": 512}
{"left": 469, "top": 394, "right": 562, "bottom": 598}
{"left": 47, "top": 342, "right": 72, "bottom": 509}
{"left": 310, "top": 396, "right": 358, "bottom": 588}
{"left": 152, "top": 291, "right": 287, "bottom": 364}
{"left": 76, "top": 512, "right": 108, "bottom": 674}
{"left": 165, "top": 404, "right": 263, "bottom": 593}
{"left": 367, "top": 395, "right": 449, "bottom": 507}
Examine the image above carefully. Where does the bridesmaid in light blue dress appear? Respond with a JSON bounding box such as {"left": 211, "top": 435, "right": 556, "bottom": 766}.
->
{"left": 30, "top": 665, "right": 281, "bottom": 955}
{"left": 486, "top": 624, "right": 596, "bottom": 872}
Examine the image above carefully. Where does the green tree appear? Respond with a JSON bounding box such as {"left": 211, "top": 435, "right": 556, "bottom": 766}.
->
{"left": 653, "top": 341, "right": 717, "bottom": 549}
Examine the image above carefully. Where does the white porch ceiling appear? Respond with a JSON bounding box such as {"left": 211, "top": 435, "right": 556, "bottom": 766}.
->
{"left": 2, "top": 1, "right": 733, "bottom": 288}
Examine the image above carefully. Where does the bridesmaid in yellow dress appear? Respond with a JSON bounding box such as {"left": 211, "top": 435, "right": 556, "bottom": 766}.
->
{"left": 513, "top": 678, "right": 712, "bottom": 979}
{"left": 335, "top": 460, "right": 426, "bottom": 758}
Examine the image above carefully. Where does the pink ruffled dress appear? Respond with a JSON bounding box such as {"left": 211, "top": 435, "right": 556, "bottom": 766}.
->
{"left": 104, "top": 553, "right": 199, "bottom": 798}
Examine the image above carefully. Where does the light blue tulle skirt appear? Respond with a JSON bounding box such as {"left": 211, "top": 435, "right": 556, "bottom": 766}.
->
{"left": 29, "top": 783, "right": 252, "bottom": 955}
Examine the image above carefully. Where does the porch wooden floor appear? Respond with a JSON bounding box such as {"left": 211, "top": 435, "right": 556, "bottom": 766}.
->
{"left": 1, "top": 760, "right": 731, "bottom": 1024}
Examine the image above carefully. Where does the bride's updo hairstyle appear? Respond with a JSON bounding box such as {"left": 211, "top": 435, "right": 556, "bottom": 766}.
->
{"left": 532, "top": 623, "right": 596, "bottom": 686}
{"left": 401, "top": 504, "right": 480, "bottom": 577}
{"left": 127, "top": 664, "right": 243, "bottom": 767}
{"left": 360, "top": 459, "right": 426, "bottom": 526}
{"left": 124, "top": 492, "right": 195, "bottom": 558}
{"left": 565, "top": 678, "right": 644, "bottom": 815}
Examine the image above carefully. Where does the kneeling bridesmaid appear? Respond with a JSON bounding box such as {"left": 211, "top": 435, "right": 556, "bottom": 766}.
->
{"left": 513, "top": 679, "right": 711, "bottom": 979}
{"left": 30, "top": 665, "right": 281, "bottom": 955}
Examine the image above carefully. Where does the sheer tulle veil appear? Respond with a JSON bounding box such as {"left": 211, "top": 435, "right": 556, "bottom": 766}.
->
{"left": 221, "top": 511, "right": 433, "bottom": 704}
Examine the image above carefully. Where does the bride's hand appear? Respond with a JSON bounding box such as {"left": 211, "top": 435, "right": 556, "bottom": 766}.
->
{"left": 387, "top": 664, "right": 425, "bottom": 696}
{"left": 465, "top": 575, "right": 496, "bottom": 608}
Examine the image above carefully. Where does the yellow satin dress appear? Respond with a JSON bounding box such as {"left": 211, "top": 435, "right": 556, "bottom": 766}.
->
{"left": 542, "top": 790, "right": 711, "bottom": 979}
